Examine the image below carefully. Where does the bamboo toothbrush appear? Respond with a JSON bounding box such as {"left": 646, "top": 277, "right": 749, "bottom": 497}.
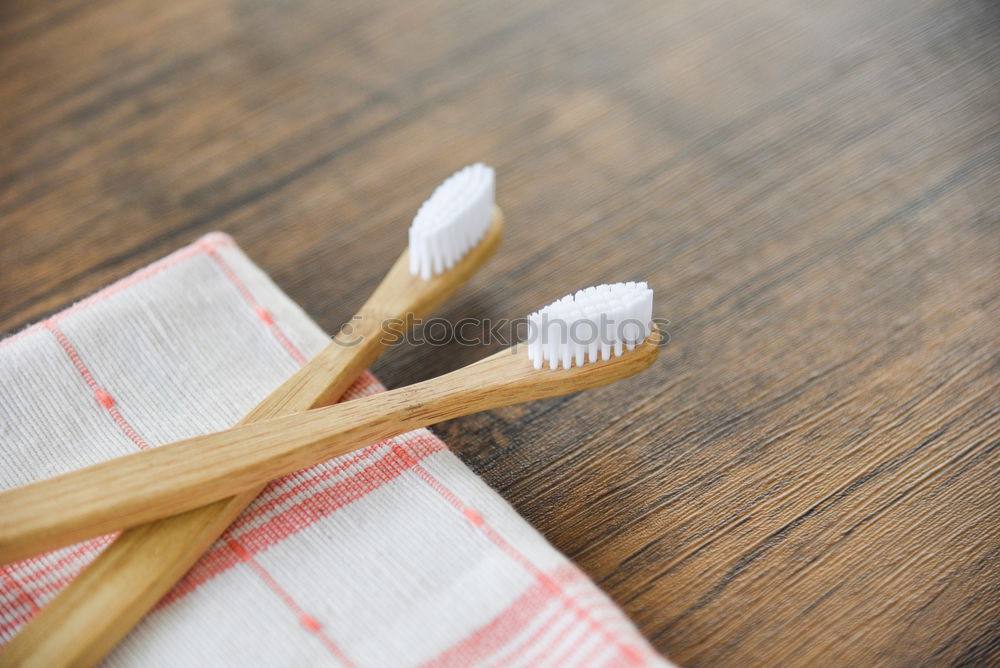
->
{"left": 0, "top": 283, "right": 658, "bottom": 563}
{"left": 0, "top": 164, "right": 501, "bottom": 668}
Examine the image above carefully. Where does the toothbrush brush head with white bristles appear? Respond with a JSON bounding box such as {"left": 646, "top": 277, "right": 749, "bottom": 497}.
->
{"left": 527, "top": 281, "right": 654, "bottom": 369}
{"left": 408, "top": 163, "right": 496, "bottom": 279}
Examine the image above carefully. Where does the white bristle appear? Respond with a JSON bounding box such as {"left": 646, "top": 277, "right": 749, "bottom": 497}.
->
{"left": 526, "top": 282, "right": 654, "bottom": 370}
{"left": 408, "top": 163, "right": 496, "bottom": 279}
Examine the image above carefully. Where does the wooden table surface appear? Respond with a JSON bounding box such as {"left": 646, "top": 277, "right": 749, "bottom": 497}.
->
{"left": 2, "top": 0, "right": 998, "bottom": 664}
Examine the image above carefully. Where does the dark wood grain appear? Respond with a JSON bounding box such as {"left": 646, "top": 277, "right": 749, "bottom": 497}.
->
{"left": 2, "top": 0, "right": 998, "bottom": 664}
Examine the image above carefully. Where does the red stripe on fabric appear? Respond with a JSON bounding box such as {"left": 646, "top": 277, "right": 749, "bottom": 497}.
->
{"left": 4, "top": 534, "right": 113, "bottom": 583}
{"left": 159, "top": 442, "right": 437, "bottom": 606}
{"left": 0, "top": 570, "right": 40, "bottom": 620}
{"left": 339, "top": 372, "right": 381, "bottom": 401}
{"left": 227, "top": 540, "right": 356, "bottom": 667}
{"left": 228, "top": 443, "right": 388, "bottom": 534}
{"left": 228, "top": 437, "right": 441, "bottom": 548}
{"left": 487, "top": 602, "right": 574, "bottom": 668}
{"left": 0, "top": 567, "right": 46, "bottom": 636}
{"left": 421, "top": 582, "right": 553, "bottom": 667}
{"left": 397, "top": 451, "right": 646, "bottom": 667}
{"left": 0, "top": 610, "right": 37, "bottom": 639}
{"left": 45, "top": 322, "right": 151, "bottom": 451}
{"left": 477, "top": 526, "right": 644, "bottom": 666}
{"left": 14, "top": 536, "right": 113, "bottom": 585}
{"left": 420, "top": 564, "right": 582, "bottom": 668}
{"left": 0, "top": 569, "right": 77, "bottom": 626}
{"left": 550, "top": 632, "right": 593, "bottom": 668}
{"left": 3, "top": 552, "right": 108, "bottom": 605}
{"left": 0, "top": 539, "right": 117, "bottom": 639}
{"left": 487, "top": 566, "right": 597, "bottom": 668}
{"left": 536, "top": 604, "right": 593, "bottom": 668}
{"left": 602, "top": 653, "right": 640, "bottom": 668}
{"left": 203, "top": 246, "right": 307, "bottom": 365}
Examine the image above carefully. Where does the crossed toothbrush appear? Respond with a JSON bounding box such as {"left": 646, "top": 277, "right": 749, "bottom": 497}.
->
{"left": 0, "top": 164, "right": 659, "bottom": 667}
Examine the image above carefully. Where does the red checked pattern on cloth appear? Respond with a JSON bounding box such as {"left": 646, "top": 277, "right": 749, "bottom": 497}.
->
{"left": 0, "top": 234, "right": 671, "bottom": 667}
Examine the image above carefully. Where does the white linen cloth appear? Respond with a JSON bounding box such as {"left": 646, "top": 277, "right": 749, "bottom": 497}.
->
{"left": 0, "top": 233, "right": 671, "bottom": 667}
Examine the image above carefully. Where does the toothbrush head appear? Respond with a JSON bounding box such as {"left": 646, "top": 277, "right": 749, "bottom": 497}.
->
{"left": 408, "top": 163, "right": 496, "bottom": 280}
{"left": 527, "top": 282, "right": 654, "bottom": 370}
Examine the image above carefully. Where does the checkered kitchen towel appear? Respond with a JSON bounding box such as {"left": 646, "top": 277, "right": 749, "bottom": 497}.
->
{"left": 0, "top": 233, "right": 670, "bottom": 667}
